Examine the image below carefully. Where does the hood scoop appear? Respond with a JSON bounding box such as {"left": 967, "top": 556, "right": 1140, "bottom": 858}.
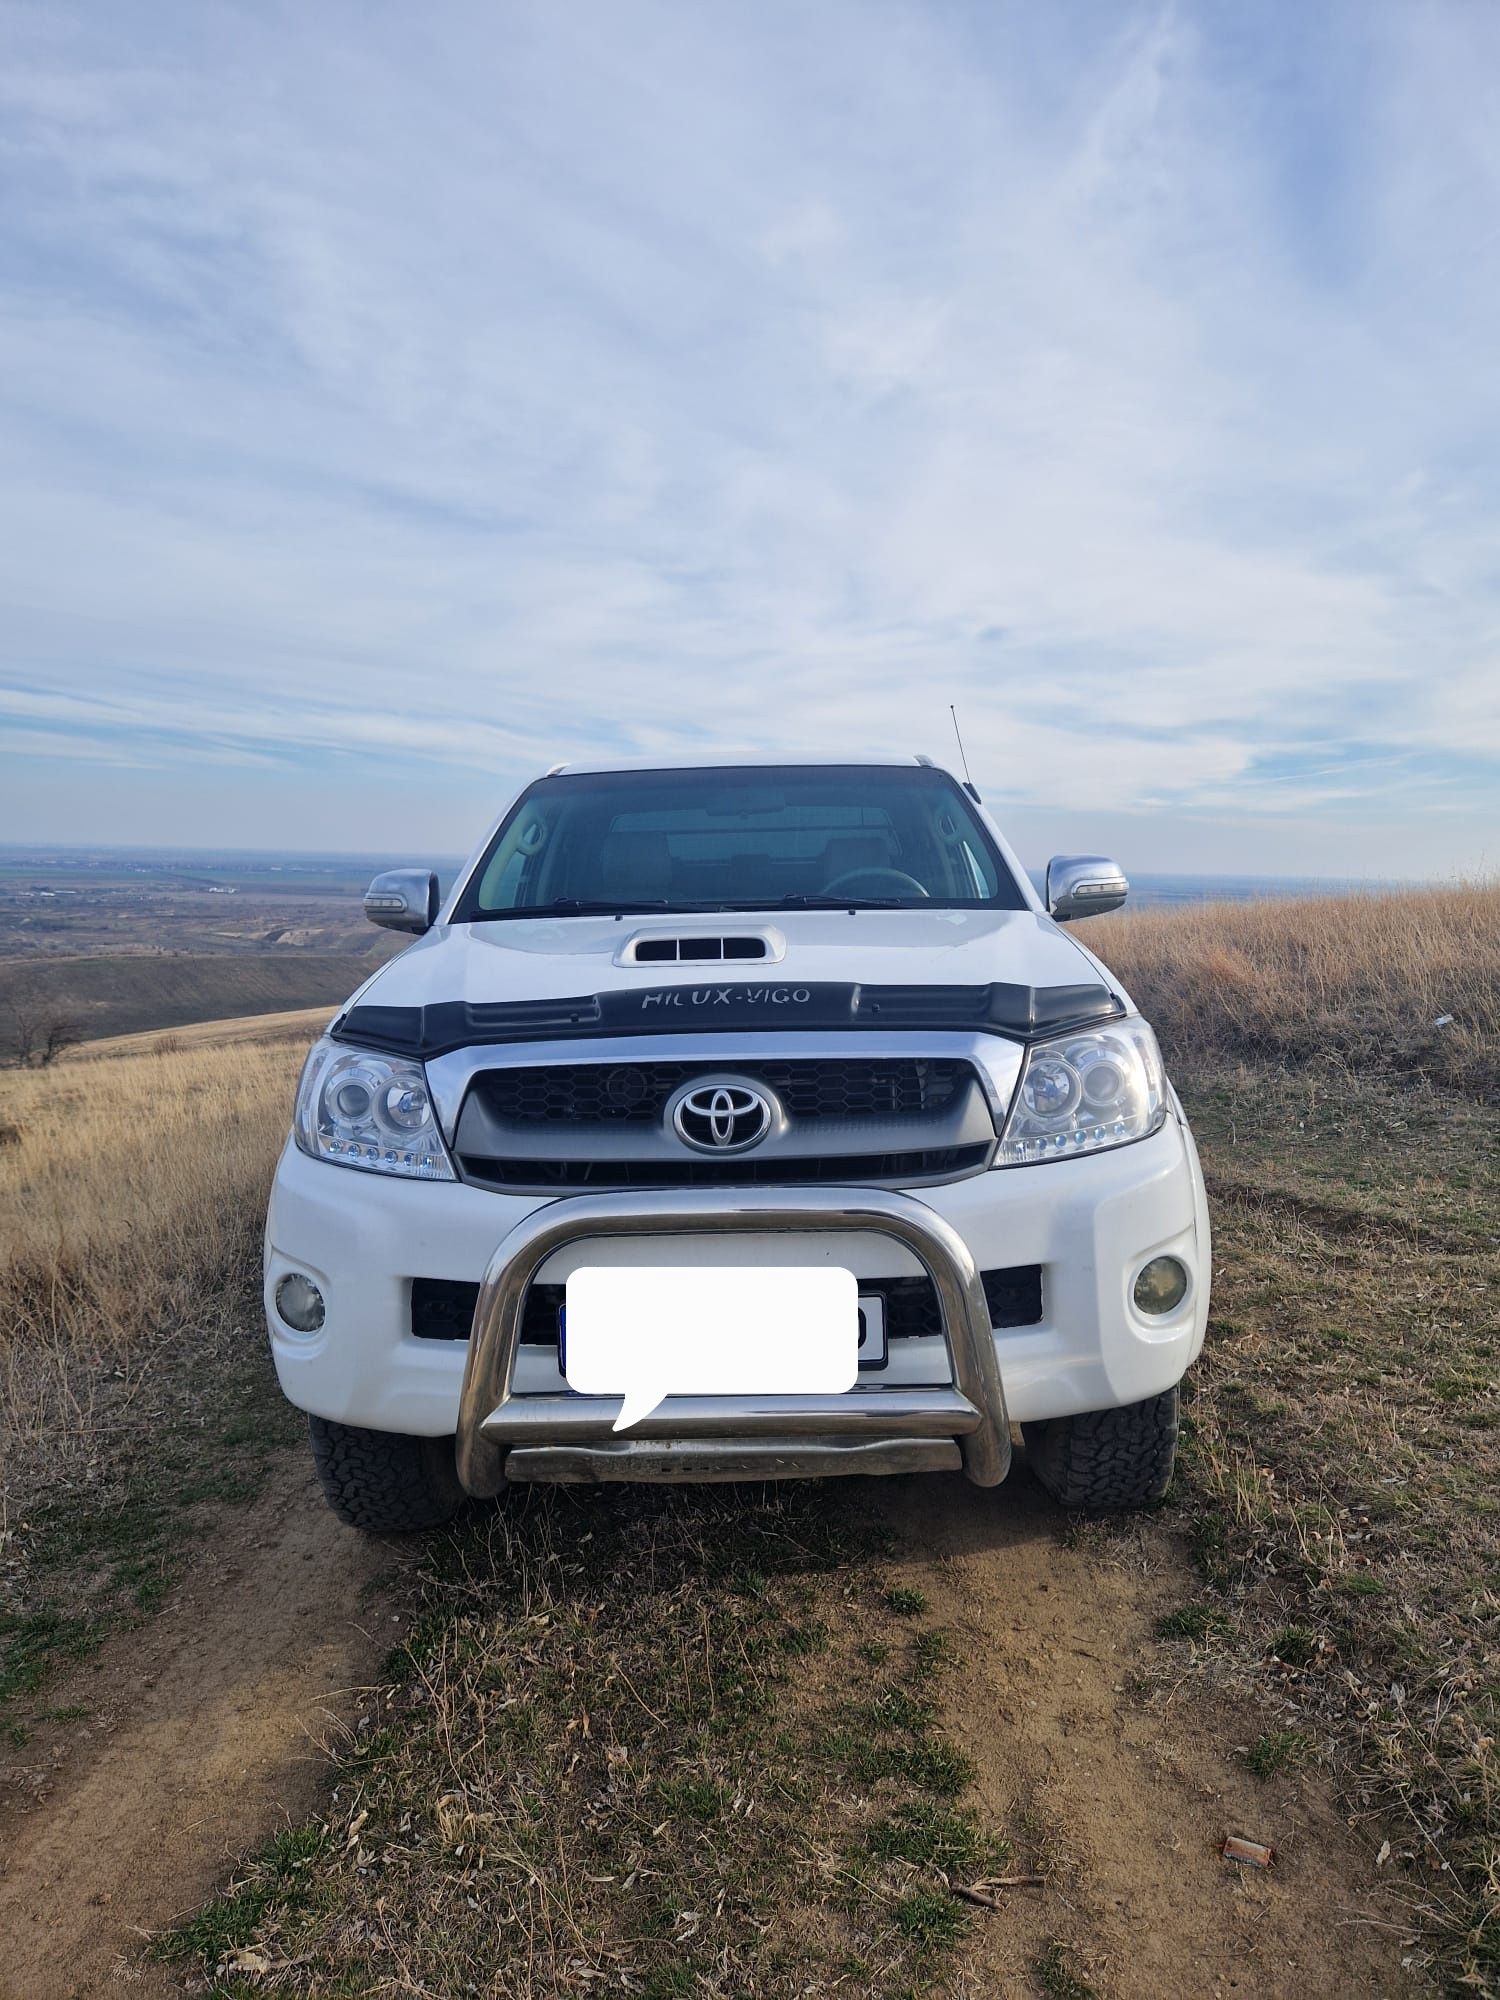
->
{"left": 617, "top": 928, "right": 782, "bottom": 966}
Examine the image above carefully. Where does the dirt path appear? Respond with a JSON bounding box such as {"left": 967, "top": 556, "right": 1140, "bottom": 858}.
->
{"left": 0, "top": 1457, "right": 1430, "bottom": 1999}
{"left": 0, "top": 1454, "right": 390, "bottom": 2000}
{"left": 883, "top": 1475, "right": 1427, "bottom": 1998}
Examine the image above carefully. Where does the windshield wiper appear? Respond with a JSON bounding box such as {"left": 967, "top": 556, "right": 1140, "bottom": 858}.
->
{"left": 768, "top": 894, "right": 907, "bottom": 910}
{"left": 478, "top": 898, "right": 672, "bottom": 921}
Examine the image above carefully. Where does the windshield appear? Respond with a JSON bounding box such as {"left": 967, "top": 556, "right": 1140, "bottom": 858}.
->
{"left": 454, "top": 765, "right": 1027, "bottom": 919}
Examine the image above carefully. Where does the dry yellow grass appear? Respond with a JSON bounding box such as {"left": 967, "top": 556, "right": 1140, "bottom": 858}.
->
{"left": 0, "top": 1031, "right": 304, "bottom": 1458}
{"left": 1088, "top": 880, "right": 1500, "bottom": 1090}
{"left": 64, "top": 1005, "right": 333, "bottom": 1061}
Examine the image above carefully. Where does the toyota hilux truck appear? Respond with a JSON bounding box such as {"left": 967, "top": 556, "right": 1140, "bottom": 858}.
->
{"left": 265, "top": 757, "right": 1210, "bottom": 1531}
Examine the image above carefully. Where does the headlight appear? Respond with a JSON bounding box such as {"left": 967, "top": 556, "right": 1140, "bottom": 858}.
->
{"left": 996, "top": 1019, "right": 1167, "bottom": 1165}
{"left": 293, "top": 1038, "right": 455, "bottom": 1180}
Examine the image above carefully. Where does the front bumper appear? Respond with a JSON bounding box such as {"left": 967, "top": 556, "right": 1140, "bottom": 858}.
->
{"left": 264, "top": 1108, "right": 1211, "bottom": 1485}
{"left": 455, "top": 1185, "right": 1011, "bottom": 1494}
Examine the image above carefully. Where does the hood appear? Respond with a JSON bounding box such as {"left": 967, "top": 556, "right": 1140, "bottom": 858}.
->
{"left": 334, "top": 908, "right": 1126, "bottom": 1056}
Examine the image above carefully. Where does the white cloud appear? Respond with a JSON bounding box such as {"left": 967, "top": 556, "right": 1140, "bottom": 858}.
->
{"left": 0, "top": 0, "right": 1497, "bottom": 864}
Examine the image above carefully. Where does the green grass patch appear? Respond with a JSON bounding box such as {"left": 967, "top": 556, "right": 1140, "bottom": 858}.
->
{"left": 1153, "top": 1603, "right": 1229, "bottom": 1644}
{"left": 869, "top": 1800, "right": 1006, "bottom": 1877}
{"left": 883, "top": 1586, "right": 927, "bottom": 1617}
{"left": 1244, "top": 1730, "right": 1314, "bottom": 1779}
{"left": 153, "top": 1826, "right": 330, "bottom": 1966}
{"left": 654, "top": 1774, "right": 723, "bottom": 1824}
{"left": 1335, "top": 1572, "right": 1387, "bottom": 1598}
{"left": 892, "top": 1886, "right": 966, "bottom": 1950}
{"left": 1268, "top": 1624, "right": 1319, "bottom": 1668}
{"left": 911, "top": 1628, "right": 956, "bottom": 1676}
{"left": 1033, "top": 1938, "right": 1097, "bottom": 2000}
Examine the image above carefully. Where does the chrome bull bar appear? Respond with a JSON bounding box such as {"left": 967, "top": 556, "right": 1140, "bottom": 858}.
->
{"left": 455, "top": 1186, "right": 1012, "bottom": 1495}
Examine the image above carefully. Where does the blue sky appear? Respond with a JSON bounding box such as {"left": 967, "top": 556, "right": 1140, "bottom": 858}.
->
{"left": 1, "top": 0, "right": 1496, "bottom": 876}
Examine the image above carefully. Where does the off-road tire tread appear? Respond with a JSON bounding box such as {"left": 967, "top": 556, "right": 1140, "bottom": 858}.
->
{"left": 308, "top": 1416, "right": 465, "bottom": 1533}
{"left": 1022, "top": 1387, "right": 1179, "bottom": 1511}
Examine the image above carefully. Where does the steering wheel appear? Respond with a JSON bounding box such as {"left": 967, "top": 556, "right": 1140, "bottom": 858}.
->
{"left": 821, "top": 866, "right": 930, "bottom": 899}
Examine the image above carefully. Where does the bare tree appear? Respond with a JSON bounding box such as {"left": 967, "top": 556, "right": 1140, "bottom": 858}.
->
{"left": 2, "top": 979, "right": 82, "bottom": 1067}
{"left": 38, "top": 1014, "right": 82, "bottom": 1066}
{"left": 2, "top": 988, "right": 41, "bottom": 1068}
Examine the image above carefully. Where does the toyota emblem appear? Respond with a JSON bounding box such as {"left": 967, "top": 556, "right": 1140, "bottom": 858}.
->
{"left": 670, "top": 1079, "right": 776, "bottom": 1154}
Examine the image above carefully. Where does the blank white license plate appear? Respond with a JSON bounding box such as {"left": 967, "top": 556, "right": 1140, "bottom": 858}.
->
{"left": 556, "top": 1267, "right": 883, "bottom": 1413}
{"left": 556, "top": 1281, "right": 887, "bottom": 1371}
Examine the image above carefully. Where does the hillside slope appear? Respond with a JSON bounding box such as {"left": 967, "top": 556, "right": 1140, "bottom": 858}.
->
{"left": 0, "top": 949, "right": 384, "bottom": 1058}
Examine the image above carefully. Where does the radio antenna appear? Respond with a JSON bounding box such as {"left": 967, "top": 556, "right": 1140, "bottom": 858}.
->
{"left": 949, "top": 704, "right": 975, "bottom": 789}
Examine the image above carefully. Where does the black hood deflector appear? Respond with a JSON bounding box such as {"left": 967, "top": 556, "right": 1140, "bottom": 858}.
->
{"left": 331, "top": 980, "right": 1124, "bottom": 1058}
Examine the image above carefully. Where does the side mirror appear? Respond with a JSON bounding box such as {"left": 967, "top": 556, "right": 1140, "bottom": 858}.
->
{"left": 364, "top": 868, "right": 441, "bottom": 935}
{"left": 1046, "top": 854, "right": 1128, "bottom": 921}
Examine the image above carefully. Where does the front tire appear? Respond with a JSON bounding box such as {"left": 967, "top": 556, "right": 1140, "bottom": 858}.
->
{"left": 308, "top": 1416, "right": 467, "bottom": 1532}
{"left": 1022, "top": 1387, "right": 1179, "bottom": 1511}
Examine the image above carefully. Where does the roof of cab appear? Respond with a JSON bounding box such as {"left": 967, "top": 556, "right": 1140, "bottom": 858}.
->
{"left": 543, "top": 752, "right": 937, "bottom": 777}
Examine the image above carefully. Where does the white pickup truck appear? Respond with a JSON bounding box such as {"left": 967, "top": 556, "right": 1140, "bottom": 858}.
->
{"left": 265, "top": 756, "right": 1210, "bottom": 1530}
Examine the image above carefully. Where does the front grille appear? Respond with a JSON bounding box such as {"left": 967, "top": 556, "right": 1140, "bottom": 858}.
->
{"left": 412, "top": 1275, "right": 562, "bottom": 1345}
{"left": 409, "top": 1277, "right": 478, "bottom": 1341}
{"left": 473, "top": 1057, "right": 971, "bottom": 1127}
{"left": 410, "top": 1264, "right": 1042, "bottom": 1344}
{"left": 458, "top": 1144, "right": 991, "bottom": 1191}
{"left": 881, "top": 1267, "right": 1044, "bottom": 1338}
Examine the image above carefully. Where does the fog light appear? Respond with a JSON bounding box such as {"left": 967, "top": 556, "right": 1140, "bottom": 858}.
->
{"left": 275, "top": 1272, "right": 326, "bottom": 1333}
{"left": 1133, "top": 1256, "right": 1189, "bottom": 1316}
